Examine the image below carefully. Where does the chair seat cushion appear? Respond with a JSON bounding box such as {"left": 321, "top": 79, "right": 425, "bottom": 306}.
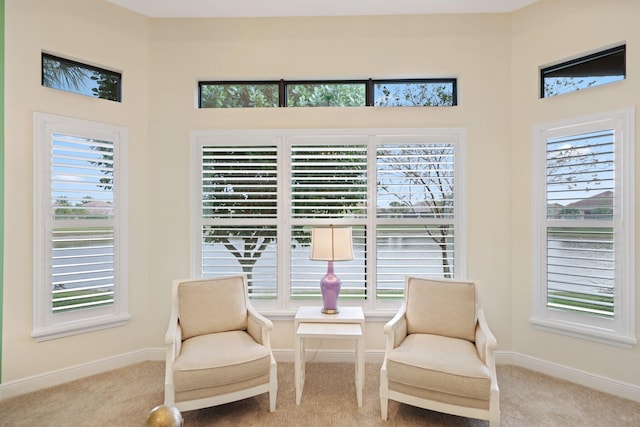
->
{"left": 386, "top": 333, "right": 491, "bottom": 401}
{"left": 173, "top": 330, "right": 271, "bottom": 393}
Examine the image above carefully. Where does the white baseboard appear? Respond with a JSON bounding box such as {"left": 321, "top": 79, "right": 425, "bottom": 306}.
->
{"left": 496, "top": 351, "right": 640, "bottom": 403}
{"left": 0, "top": 348, "right": 164, "bottom": 401}
{"left": 2, "top": 348, "right": 638, "bottom": 404}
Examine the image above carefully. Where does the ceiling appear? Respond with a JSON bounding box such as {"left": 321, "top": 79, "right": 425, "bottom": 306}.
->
{"left": 104, "top": 0, "right": 539, "bottom": 18}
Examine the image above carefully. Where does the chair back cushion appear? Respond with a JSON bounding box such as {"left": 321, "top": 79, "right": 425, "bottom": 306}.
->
{"left": 178, "top": 276, "right": 248, "bottom": 340}
{"left": 405, "top": 277, "right": 476, "bottom": 341}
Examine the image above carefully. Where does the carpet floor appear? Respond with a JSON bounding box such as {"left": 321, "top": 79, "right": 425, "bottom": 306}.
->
{"left": 0, "top": 362, "right": 639, "bottom": 426}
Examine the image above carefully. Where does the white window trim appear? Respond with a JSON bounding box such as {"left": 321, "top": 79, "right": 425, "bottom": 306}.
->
{"left": 531, "top": 108, "right": 636, "bottom": 348}
{"left": 190, "top": 128, "right": 467, "bottom": 315}
{"left": 33, "top": 113, "right": 130, "bottom": 341}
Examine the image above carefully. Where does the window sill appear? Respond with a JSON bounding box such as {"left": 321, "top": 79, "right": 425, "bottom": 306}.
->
{"left": 32, "top": 313, "right": 131, "bottom": 342}
{"left": 530, "top": 317, "right": 637, "bottom": 349}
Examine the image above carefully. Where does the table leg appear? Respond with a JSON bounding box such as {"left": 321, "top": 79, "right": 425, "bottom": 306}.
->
{"left": 295, "top": 334, "right": 302, "bottom": 405}
{"left": 356, "top": 335, "right": 364, "bottom": 407}
{"left": 295, "top": 335, "right": 308, "bottom": 405}
{"left": 301, "top": 338, "right": 306, "bottom": 394}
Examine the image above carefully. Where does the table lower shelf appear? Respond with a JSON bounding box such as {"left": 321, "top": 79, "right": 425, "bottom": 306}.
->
{"left": 296, "top": 322, "right": 363, "bottom": 338}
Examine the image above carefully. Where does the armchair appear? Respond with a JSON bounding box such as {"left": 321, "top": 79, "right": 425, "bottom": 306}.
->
{"left": 380, "top": 277, "right": 499, "bottom": 426}
{"left": 164, "top": 275, "right": 277, "bottom": 412}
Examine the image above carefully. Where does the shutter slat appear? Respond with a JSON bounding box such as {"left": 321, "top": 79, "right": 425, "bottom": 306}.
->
{"left": 201, "top": 145, "right": 278, "bottom": 219}
{"left": 291, "top": 144, "right": 368, "bottom": 220}
{"left": 201, "top": 225, "right": 277, "bottom": 296}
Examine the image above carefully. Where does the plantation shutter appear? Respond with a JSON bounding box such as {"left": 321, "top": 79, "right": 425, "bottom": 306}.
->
{"left": 193, "top": 129, "right": 466, "bottom": 310}
{"left": 375, "top": 141, "right": 457, "bottom": 299}
{"left": 50, "top": 134, "right": 116, "bottom": 312}
{"left": 289, "top": 141, "right": 368, "bottom": 300}
{"left": 545, "top": 130, "right": 615, "bottom": 317}
{"left": 200, "top": 145, "right": 278, "bottom": 298}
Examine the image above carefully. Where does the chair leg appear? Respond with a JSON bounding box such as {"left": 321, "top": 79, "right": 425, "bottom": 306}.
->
{"left": 489, "top": 405, "right": 500, "bottom": 427}
{"left": 380, "top": 364, "right": 389, "bottom": 420}
{"left": 269, "top": 360, "right": 277, "bottom": 412}
{"left": 380, "top": 395, "right": 389, "bottom": 420}
{"left": 489, "top": 383, "right": 500, "bottom": 426}
{"left": 164, "top": 381, "right": 175, "bottom": 406}
{"left": 269, "top": 388, "right": 277, "bottom": 412}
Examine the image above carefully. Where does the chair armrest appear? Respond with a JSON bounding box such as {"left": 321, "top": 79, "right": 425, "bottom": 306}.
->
{"left": 247, "top": 303, "right": 274, "bottom": 348}
{"left": 164, "top": 305, "right": 182, "bottom": 402}
{"left": 475, "top": 309, "right": 497, "bottom": 357}
{"left": 164, "top": 305, "right": 179, "bottom": 345}
{"left": 165, "top": 307, "right": 182, "bottom": 361}
{"left": 475, "top": 309, "right": 498, "bottom": 380}
{"left": 383, "top": 303, "right": 408, "bottom": 354}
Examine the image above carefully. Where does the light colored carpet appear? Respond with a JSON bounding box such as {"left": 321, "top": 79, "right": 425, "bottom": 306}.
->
{"left": 0, "top": 362, "right": 638, "bottom": 426}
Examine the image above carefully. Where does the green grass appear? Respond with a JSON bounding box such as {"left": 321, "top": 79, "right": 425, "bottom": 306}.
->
{"left": 53, "top": 289, "right": 113, "bottom": 312}
{"left": 548, "top": 291, "right": 613, "bottom": 316}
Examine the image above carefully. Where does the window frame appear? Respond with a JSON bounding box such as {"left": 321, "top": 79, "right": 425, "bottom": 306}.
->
{"left": 531, "top": 108, "right": 636, "bottom": 348}
{"left": 190, "top": 128, "right": 466, "bottom": 314}
{"left": 33, "top": 113, "right": 130, "bottom": 341}
{"left": 41, "top": 52, "right": 123, "bottom": 102}
{"left": 540, "top": 44, "right": 626, "bottom": 98}
{"left": 371, "top": 78, "right": 458, "bottom": 107}
{"left": 198, "top": 80, "right": 281, "bottom": 108}
{"left": 198, "top": 78, "right": 458, "bottom": 108}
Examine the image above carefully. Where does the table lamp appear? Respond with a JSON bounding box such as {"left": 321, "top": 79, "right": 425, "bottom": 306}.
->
{"left": 310, "top": 226, "right": 354, "bottom": 314}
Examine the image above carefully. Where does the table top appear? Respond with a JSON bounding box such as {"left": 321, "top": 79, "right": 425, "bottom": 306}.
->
{"left": 295, "top": 306, "right": 364, "bottom": 323}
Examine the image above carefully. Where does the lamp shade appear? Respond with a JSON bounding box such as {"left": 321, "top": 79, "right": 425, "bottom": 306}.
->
{"left": 310, "top": 227, "right": 354, "bottom": 261}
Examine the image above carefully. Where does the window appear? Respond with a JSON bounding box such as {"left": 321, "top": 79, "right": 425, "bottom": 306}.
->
{"left": 191, "top": 129, "right": 465, "bottom": 312}
{"left": 199, "top": 82, "right": 279, "bottom": 108}
{"left": 373, "top": 79, "right": 457, "bottom": 107}
{"left": 286, "top": 81, "right": 366, "bottom": 107}
{"left": 540, "top": 45, "right": 625, "bottom": 98}
{"left": 42, "top": 53, "right": 122, "bottom": 102}
{"left": 33, "top": 113, "right": 129, "bottom": 341}
{"left": 198, "top": 79, "right": 457, "bottom": 108}
{"left": 531, "top": 108, "right": 635, "bottom": 347}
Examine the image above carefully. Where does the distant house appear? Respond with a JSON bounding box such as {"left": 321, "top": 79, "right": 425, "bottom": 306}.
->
{"left": 548, "top": 190, "right": 613, "bottom": 220}
{"left": 81, "top": 200, "right": 113, "bottom": 217}
{"left": 54, "top": 200, "right": 113, "bottom": 220}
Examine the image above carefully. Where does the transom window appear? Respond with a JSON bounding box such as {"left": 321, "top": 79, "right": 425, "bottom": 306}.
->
{"left": 191, "top": 129, "right": 466, "bottom": 312}
{"left": 42, "top": 52, "right": 122, "bottom": 102}
{"left": 198, "top": 79, "right": 457, "bottom": 108}
{"left": 540, "top": 44, "right": 625, "bottom": 98}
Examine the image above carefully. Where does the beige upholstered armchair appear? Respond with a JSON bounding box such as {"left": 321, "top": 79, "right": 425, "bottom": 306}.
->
{"left": 164, "top": 275, "right": 277, "bottom": 412}
{"left": 380, "top": 277, "right": 500, "bottom": 426}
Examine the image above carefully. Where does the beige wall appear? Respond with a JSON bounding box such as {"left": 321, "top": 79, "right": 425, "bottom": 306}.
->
{"left": 510, "top": 0, "right": 640, "bottom": 385}
{"left": 2, "top": 0, "right": 638, "bottom": 392}
{"left": 3, "top": 0, "right": 150, "bottom": 380}
{"left": 146, "top": 14, "right": 513, "bottom": 352}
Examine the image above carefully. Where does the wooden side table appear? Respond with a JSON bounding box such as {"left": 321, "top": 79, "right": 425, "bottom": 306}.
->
{"left": 294, "top": 306, "right": 365, "bottom": 407}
